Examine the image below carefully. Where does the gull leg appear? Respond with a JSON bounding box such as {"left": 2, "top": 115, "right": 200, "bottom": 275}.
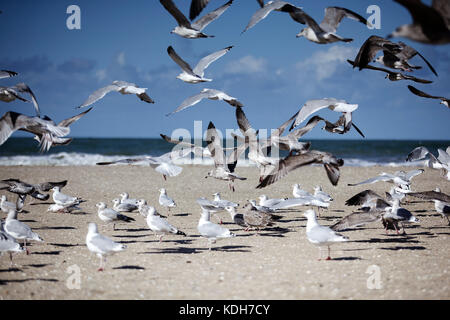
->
{"left": 159, "top": 235, "right": 163, "bottom": 243}
{"left": 24, "top": 239, "right": 29, "bottom": 255}
{"left": 317, "top": 247, "right": 322, "bottom": 261}
{"left": 97, "top": 255, "right": 104, "bottom": 271}
{"left": 9, "top": 252, "right": 14, "bottom": 267}
{"left": 163, "top": 174, "right": 167, "bottom": 181}
{"left": 325, "top": 246, "right": 332, "bottom": 260}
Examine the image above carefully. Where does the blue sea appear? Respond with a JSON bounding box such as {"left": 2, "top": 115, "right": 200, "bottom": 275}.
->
{"left": 0, "top": 137, "right": 448, "bottom": 167}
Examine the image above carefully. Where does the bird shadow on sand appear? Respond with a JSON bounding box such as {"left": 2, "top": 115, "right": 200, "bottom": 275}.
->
{"left": 350, "top": 236, "right": 420, "bottom": 244}
{"left": 20, "top": 219, "right": 37, "bottom": 223}
{"left": 48, "top": 242, "right": 82, "bottom": 248}
{"left": 23, "top": 263, "right": 53, "bottom": 268}
{"left": 171, "top": 212, "right": 190, "bottom": 217}
{"left": 0, "top": 278, "right": 58, "bottom": 285}
{"left": 330, "top": 256, "right": 362, "bottom": 261}
{"left": 124, "top": 228, "right": 150, "bottom": 233}
{"left": 113, "top": 265, "right": 145, "bottom": 270}
{"left": 29, "top": 202, "right": 53, "bottom": 206}
{"left": 34, "top": 226, "right": 76, "bottom": 230}
{"left": 31, "top": 250, "right": 61, "bottom": 255}
{"left": 138, "top": 246, "right": 198, "bottom": 255}
{"left": 379, "top": 245, "right": 427, "bottom": 251}
{"left": 113, "top": 234, "right": 148, "bottom": 239}
{"left": 0, "top": 267, "right": 22, "bottom": 273}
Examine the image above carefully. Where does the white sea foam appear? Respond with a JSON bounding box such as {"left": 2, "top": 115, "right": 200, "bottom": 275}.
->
{"left": 0, "top": 152, "right": 422, "bottom": 167}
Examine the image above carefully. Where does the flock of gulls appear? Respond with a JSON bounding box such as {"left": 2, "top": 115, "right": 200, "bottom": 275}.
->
{"left": 1, "top": 0, "right": 450, "bottom": 270}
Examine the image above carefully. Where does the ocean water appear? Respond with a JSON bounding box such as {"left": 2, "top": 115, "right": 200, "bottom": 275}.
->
{"left": 0, "top": 137, "right": 448, "bottom": 167}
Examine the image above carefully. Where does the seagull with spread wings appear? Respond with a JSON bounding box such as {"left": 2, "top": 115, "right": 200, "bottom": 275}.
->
{"left": 0, "top": 83, "right": 40, "bottom": 117}
{"left": 160, "top": 0, "right": 233, "bottom": 38}
{"left": 167, "top": 45, "right": 233, "bottom": 83}
{"left": 407, "top": 85, "right": 449, "bottom": 108}
{"left": 77, "top": 80, "right": 154, "bottom": 109}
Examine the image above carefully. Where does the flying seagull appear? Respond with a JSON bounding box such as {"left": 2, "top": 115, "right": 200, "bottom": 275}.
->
{"left": 0, "top": 178, "right": 67, "bottom": 201}
{"left": 374, "top": 42, "right": 438, "bottom": 76}
{"left": 388, "top": 0, "right": 450, "bottom": 44}
{"left": 405, "top": 188, "right": 450, "bottom": 225}
{"left": 296, "top": 6, "right": 370, "bottom": 44}
{"left": 189, "top": 0, "right": 211, "bottom": 20}
{"left": 166, "top": 88, "right": 243, "bottom": 116}
{"left": 289, "top": 98, "right": 364, "bottom": 138}
{"left": 0, "top": 83, "right": 40, "bottom": 117}
{"left": 160, "top": 0, "right": 233, "bottom": 38}
{"left": 347, "top": 170, "right": 424, "bottom": 188}
{"left": 0, "top": 70, "right": 18, "bottom": 79}
{"left": 407, "top": 85, "right": 449, "bottom": 108}
{"left": 96, "top": 149, "right": 193, "bottom": 180}
{"left": 256, "top": 149, "right": 344, "bottom": 188}
{"left": 167, "top": 45, "right": 233, "bottom": 83}
{"left": 0, "top": 111, "right": 77, "bottom": 152}
{"left": 347, "top": 59, "right": 433, "bottom": 84}
{"left": 78, "top": 80, "right": 154, "bottom": 109}
{"left": 86, "top": 222, "right": 126, "bottom": 271}
{"left": 204, "top": 121, "right": 246, "bottom": 192}
{"left": 352, "top": 35, "right": 402, "bottom": 71}
{"left": 242, "top": 0, "right": 306, "bottom": 34}
{"left": 406, "top": 146, "right": 450, "bottom": 180}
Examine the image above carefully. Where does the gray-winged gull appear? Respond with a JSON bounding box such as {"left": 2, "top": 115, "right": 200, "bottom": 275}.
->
{"left": 407, "top": 85, "right": 449, "bottom": 108}
{"left": 145, "top": 206, "right": 186, "bottom": 242}
{"left": 4, "top": 209, "right": 43, "bottom": 254}
{"left": 197, "top": 208, "right": 235, "bottom": 250}
{"left": 159, "top": 188, "right": 176, "bottom": 213}
{"left": 96, "top": 202, "right": 135, "bottom": 230}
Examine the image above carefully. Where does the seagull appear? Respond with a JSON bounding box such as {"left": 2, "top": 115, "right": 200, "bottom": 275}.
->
{"left": 407, "top": 85, "right": 449, "bottom": 108}
{"left": 77, "top": 80, "right": 154, "bottom": 109}
{"left": 352, "top": 35, "right": 402, "bottom": 71}
{"left": 303, "top": 209, "right": 348, "bottom": 260}
{"left": 405, "top": 188, "right": 450, "bottom": 225}
{"left": 269, "top": 196, "right": 329, "bottom": 211}
{"left": 96, "top": 202, "right": 135, "bottom": 231}
{"left": 0, "top": 178, "right": 67, "bottom": 200}
{"left": 293, "top": 184, "right": 313, "bottom": 198}
{"left": 204, "top": 121, "right": 246, "bottom": 192}
{"left": 4, "top": 209, "right": 43, "bottom": 255}
{"left": 167, "top": 88, "right": 243, "bottom": 116}
{"left": 313, "top": 186, "right": 333, "bottom": 203}
{"left": 345, "top": 189, "right": 391, "bottom": 211}
{"left": 1, "top": 194, "right": 25, "bottom": 213}
{"left": 145, "top": 206, "right": 186, "bottom": 242}
{"left": 112, "top": 198, "right": 138, "bottom": 213}
{"left": 257, "top": 149, "right": 344, "bottom": 188}
{"left": 289, "top": 98, "right": 363, "bottom": 138}
{"left": 160, "top": 133, "right": 212, "bottom": 158}
{"left": 47, "top": 202, "right": 81, "bottom": 214}
{"left": 197, "top": 193, "right": 237, "bottom": 223}
{"left": 347, "top": 169, "right": 424, "bottom": 189}
{"left": 247, "top": 199, "right": 276, "bottom": 213}
{"left": 346, "top": 59, "right": 433, "bottom": 84}
{"left": 32, "top": 107, "right": 93, "bottom": 150}
{"left": 382, "top": 199, "right": 419, "bottom": 234}
{"left": 0, "top": 83, "right": 40, "bottom": 117}
{"left": 330, "top": 211, "right": 383, "bottom": 232}
{"left": 51, "top": 186, "right": 83, "bottom": 207}
{"left": 242, "top": 0, "right": 306, "bottom": 34}
{"left": 258, "top": 195, "right": 287, "bottom": 208}
{"left": 160, "top": 0, "right": 233, "bottom": 38}
{"left": 159, "top": 188, "right": 176, "bottom": 213}
{"left": 0, "top": 70, "right": 18, "bottom": 79}
{"left": 97, "top": 149, "right": 192, "bottom": 180}
{"left": 212, "top": 192, "right": 238, "bottom": 208}
{"left": 388, "top": 0, "right": 450, "bottom": 44}
{"left": 240, "top": 203, "right": 277, "bottom": 232}
{"left": 295, "top": 6, "right": 370, "bottom": 44}
{"left": 0, "top": 221, "right": 25, "bottom": 266}
{"left": 168, "top": 45, "right": 233, "bottom": 83}
{"left": 86, "top": 222, "right": 126, "bottom": 271}
{"left": 374, "top": 42, "right": 438, "bottom": 76}
{"left": 224, "top": 206, "right": 246, "bottom": 228}
{"left": 407, "top": 146, "right": 450, "bottom": 180}
{"left": 119, "top": 192, "right": 139, "bottom": 207}
{"left": 0, "top": 111, "right": 71, "bottom": 152}
{"left": 197, "top": 208, "right": 235, "bottom": 250}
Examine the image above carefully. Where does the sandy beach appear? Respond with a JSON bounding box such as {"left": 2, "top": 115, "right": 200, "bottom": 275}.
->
{"left": 0, "top": 164, "right": 449, "bottom": 300}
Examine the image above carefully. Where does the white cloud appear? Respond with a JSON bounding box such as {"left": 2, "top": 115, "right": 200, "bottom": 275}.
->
{"left": 296, "top": 45, "right": 357, "bottom": 81}
{"left": 224, "top": 55, "right": 268, "bottom": 75}
{"left": 117, "top": 52, "right": 125, "bottom": 66}
{"left": 95, "top": 69, "right": 107, "bottom": 81}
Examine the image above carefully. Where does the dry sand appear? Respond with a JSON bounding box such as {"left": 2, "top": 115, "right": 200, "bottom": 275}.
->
{"left": 0, "top": 164, "right": 449, "bottom": 300}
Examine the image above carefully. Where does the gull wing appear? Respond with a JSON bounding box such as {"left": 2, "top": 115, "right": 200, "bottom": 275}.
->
{"left": 167, "top": 46, "right": 196, "bottom": 76}
{"left": 407, "top": 190, "right": 450, "bottom": 203}
{"left": 242, "top": 0, "right": 291, "bottom": 33}
{"left": 345, "top": 189, "right": 384, "bottom": 206}
{"left": 437, "top": 148, "right": 450, "bottom": 164}
{"left": 189, "top": 0, "right": 211, "bottom": 20}
{"left": 406, "top": 146, "right": 431, "bottom": 162}
{"left": 330, "top": 211, "right": 382, "bottom": 231}
{"left": 58, "top": 107, "right": 93, "bottom": 127}
{"left": 320, "top": 7, "right": 369, "bottom": 33}
{"left": 353, "top": 35, "right": 401, "bottom": 70}
{"left": 292, "top": 98, "right": 344, "bottom": 128}
{"left": 160, "top": 0, "right": 191, "bottom": 27}
{"left": 193, "top": 46, "right": 233, "bottom": 78}
{"left": 78, "top": 84, "right": 119, "bottom": 108}
{"left": 407, "top": 85, "right": 448, "bottom": 101}
{"left": 191, "top": 0, "right": 233, "bottom": 31}
{"left": 0, "top": 70, "right": 18, "bottom": 79}
{"left": 12, "top": 83, "right": 40, "bottom": 117}
{"left": 166, "top": 90, "right": 211, "bottom": 116}
{"left": 206, "top": 121, "right": 226, "bottom": 168}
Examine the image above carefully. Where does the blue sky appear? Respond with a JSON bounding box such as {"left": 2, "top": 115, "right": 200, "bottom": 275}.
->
{"left": 1, "top": 0, "right": 449, "bottom": 140}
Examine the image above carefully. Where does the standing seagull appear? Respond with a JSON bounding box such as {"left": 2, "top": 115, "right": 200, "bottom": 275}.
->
{"left": 86, "top": 222, "right": 126, "bottom": 271}
{"left": 296, "top": 7, "right": 370, "bottom": 44}
{"left": 51, "top": 186, "right": 83, "bottom": 207}
{"left": 204, "top": 121, "right": 246, "bottom": 192}
{"left": 382, "top": 200, "right": 419, "bottom": 234}
{"left": 388, "top": 0, "right": 450, "bottom": 44}
{"left": 145, "top": 206, "right": 186, "bottom": 242}
{"left": 407, "top": 85, "right": 449, "bottom": 108}
{"left": 78, "top": 80, "right": 154, "bottom": 109}
{"left": 160, "top": 0, "right": 233, "bottom": 39}
{"left": 159, "top": 188, "right": 176, "bottom": 213}
{"left": 197, "top": 208, "right": 235, "bottom": 250}
{"left": 167, "top": 45, "right": 233, "bottom": 83}
{"left": 112, "top": 198, "right": 137, "bottom": 213}
{"left": 167, "top": 88, "right": 243, "bottom": 116}
{"left": 303, "top": 209, "right": 348, "bottom": 260}
{"left": 0, "top": 221, "right": 25, "bottom": 266}
{"left": 4, "top": 209, "right": 43, "bottom": 255}
{"left": 96, "top": 202, "right": 135, "bottom": 231}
